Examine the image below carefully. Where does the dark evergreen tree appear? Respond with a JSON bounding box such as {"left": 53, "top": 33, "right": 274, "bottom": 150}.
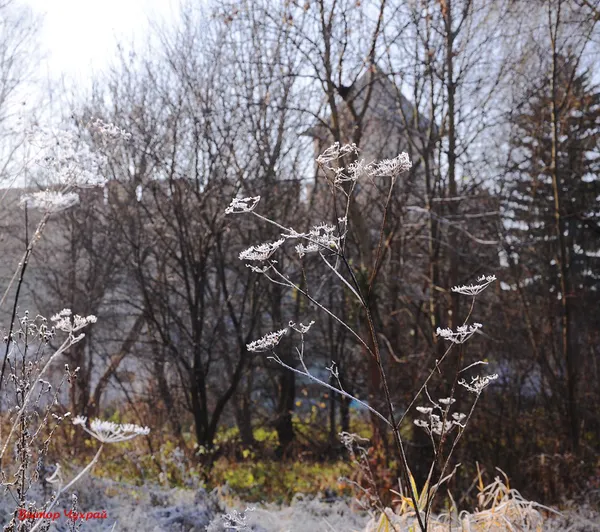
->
{"left": 503, "top": 53, "right": 600, "bottom": 449}
{"left": 506, "top": 55, "right": 600, "bottom": 293}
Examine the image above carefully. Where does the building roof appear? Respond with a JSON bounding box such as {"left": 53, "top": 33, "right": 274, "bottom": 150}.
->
{"left": 304, "top": 65, "right": 435, "bottom": 150}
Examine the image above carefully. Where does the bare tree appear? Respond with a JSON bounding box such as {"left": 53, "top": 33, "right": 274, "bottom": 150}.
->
{"left": 0, "top": 0, "right": 40, "bottom": 183}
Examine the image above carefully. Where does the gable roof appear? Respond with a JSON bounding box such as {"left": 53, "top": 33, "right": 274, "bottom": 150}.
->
{"left": 304, "top": 65, "right": 435, "bottom": 148}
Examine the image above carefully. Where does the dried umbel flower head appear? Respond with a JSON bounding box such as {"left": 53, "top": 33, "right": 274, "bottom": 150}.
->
{"left": 370, "top": 153, "right": 412, "bottom": 177}
{"left": 414, "top": 397, "right": 467, "bottom": 436}
{"left": 72, "top": 416, "right": 150, "bottom": 443}
{"left": 246, "top": 328, "right": 288, "bottom": 352}
{"left": 451, "top": 274, "right": 497, "bottom": 296}
{"left": 459, "top": 373, "right": 499, "bottom": 395}
{"left": 239, "top": 238, "right": 285, "bottom": 261}
{"left": 50, "top": 309, "right": 97, "bottom": 334}
{"left": 27, "top": 128, "right": 108, "bottom": 189}
{"left": 414, "top": 414, "right": 455, "bottom": 436}
{"left": 88, "top": 117, "right": 131, "bottom": 141}
{"left": 436, "top": 323, "right": 482, "bottom": 344}
{"left": 19, "top": 191, "right": 80, "bottom": 213}
{"left": 316, "top": 144, "right": 412, "bottom": 184}
{"left": 288, "top": 321, "right": 315, "bottom": 334}
{"left": 225, "top": 196, "right": 261, "bottom": 214}
{"left": 295, "top": 223, "right": 340, "bottom": 257}
{"left": 316, "top": 142, "right": 359, "bottom": 169}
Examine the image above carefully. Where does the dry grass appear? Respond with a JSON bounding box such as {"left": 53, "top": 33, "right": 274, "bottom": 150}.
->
{"left": 364, "top": 470, "right": 554, "bottom": 532}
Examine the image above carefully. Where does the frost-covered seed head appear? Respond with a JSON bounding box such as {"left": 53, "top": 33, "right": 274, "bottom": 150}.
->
{"left": 50, "top": 310, "right": 97, "bottom": 334}
{"left": 295, "top": 223, "right": 340, "bottom": 257}
{"left": 246, "top": 328, "right": 288, "bottom": 352}
{"left": 88, "top": 117, "right": 131, "bottom": 140}
{"left": 438, "top": 397, "right": 456, "bottom": 406}
{"left": 316, "top": 143, "right": 359, "bottom": 168}
{"left": 19, "top": 190, "right": 79, "bottom": 212}
{"left": 459, "top": 373, "right": 498, "bottom": 395}
{"left": 73, "top": 416, "right": 150, "bottom": 443}
{"left": 370, "top": 153, "right": 412, "bottom": 177}
{"left": 225, "top": 196, "right": 261, "bottom": 214}
{"left": 239, "top": 239, "right": 285, "bottom": 261}
{"left": 289, "top": 321, "right": 315, "bottom": 334}
{"left": 29, "top": 128, "right": 108, "bottom": 189}
{"left": 436, "top": 323, "right": 482, "bottom": 344}
{"left": 451, "top": 274, "right": 497, "bottom": 296}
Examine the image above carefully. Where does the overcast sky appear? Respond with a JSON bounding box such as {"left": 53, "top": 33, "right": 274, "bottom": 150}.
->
{"left": 22, "top": 0, "right": 177, "bottom": 84}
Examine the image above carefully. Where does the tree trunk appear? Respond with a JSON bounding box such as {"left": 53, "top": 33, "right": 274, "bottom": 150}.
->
{"left": 275, "top": 369, "right": 295, "bottom": 456}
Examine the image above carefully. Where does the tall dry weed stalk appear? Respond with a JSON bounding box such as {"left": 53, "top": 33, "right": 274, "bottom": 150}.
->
{"left": 0, "top": 120, "right": 149, "bottom": 531}
{"left": 226, "top": 143, "right": 498, "bottom": 531}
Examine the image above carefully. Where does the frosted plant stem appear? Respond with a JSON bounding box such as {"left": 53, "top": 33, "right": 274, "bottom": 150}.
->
{"left": 269, "top": 354, "right": 392, "bottom": 428}
{"left": 29, "top": 445, "right": 104, "bottom": 532}
{"left": 268, "top": 266, "right": 373, "bottom": 355}
{"left": 0, "top": 215, "right": 51, "bottom": 395}
{"left": 0, "top": 337, "right": 73, "bottom": 461}
{"left": 396, "top": 297, "right": 476, "bottom": 430}
{"left": 319, "top": 253, "right": 363, "bottom": 303}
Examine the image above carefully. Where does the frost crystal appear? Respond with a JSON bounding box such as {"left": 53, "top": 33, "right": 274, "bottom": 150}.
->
{"left": 295, "top": 223, "right": 340, "bottom": 257}
{"left": 459, "top": 373, "right": 498, "bottom": 395}
{"left": 436, "top": 323, "right": 482, "bottom": 344}
{"left": 316, "top": 143, "right": 359, "bottom": 168}
{"left": 289, "top": 321, "right": 315, "bottom": 334}
{"left": 246, "top": 328, "right": 288, "bottom": 352}
{"left": 225, "top": 196, "right": 261, "bottom": 214}
{"left": 239, "top": 238, "right": 284, "bottom": 261}
{"left": 29, "top": 128, "right": 108, "bottom": 188}
{"left": 19, "top": 191, "right": 80, "bottom": 213}
{"left": 370, "top": 153, "right": 412, "bottom": 177}
{"left": 451, "top": 274, "right": 497, "bottom": 296}
{"left": 45, "top": 463, "right": 62, "bottom": 485}
{"left": 438, "top": 397, "right": 456, "bottom": 406}
{"left": 51, "top": 309, "right": 97, "bottom": 334}
{"left": 88, "top": 117, "right": 131, "bottom": 140}
{"left": 414, "top": 413, "right": 454, "bottom": 436}
{"left": 73, "top": 416, "right": 150, "bottom": 443}
{"left": 223, "top": 507, "right": 255, "bottom": 531}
